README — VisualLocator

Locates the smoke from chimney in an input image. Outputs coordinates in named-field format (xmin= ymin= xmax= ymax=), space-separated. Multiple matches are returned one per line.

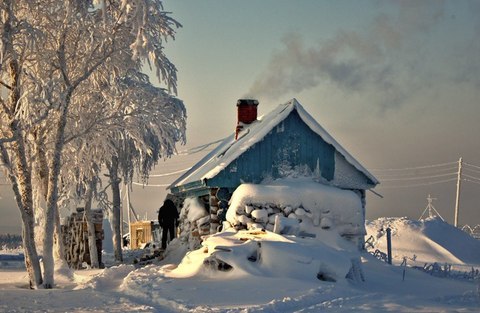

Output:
xmin=244 ymin=2 xmax=446 ymax=109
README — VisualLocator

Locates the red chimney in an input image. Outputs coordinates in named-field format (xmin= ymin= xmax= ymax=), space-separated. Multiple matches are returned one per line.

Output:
xmin=235 ymin=99 xmax=259 ymax=139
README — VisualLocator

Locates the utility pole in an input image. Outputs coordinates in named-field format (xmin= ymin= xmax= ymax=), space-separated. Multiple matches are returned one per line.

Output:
xmin=454 ymin=157 xmax=463 ymax=227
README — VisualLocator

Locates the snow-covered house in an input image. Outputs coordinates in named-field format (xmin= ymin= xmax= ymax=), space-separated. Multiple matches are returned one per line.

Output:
xmin=168 ymin=99 xmax=378 ymax=249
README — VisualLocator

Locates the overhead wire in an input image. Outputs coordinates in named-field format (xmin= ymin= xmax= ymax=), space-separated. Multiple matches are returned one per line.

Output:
xmin=370 ymin=161 xmax=458 ymax=172
xmin=176 ymin=138 xmax=223 ymax=156
xmin=463 ymin=174 xmax=480 ymax=182
xmin=464 ymin=179 xmax=480 ymax=186
xmin=464 ymin=161 xmax=480 ymax=170
xmin=379 ymin=172 xmax=457 ymax=182
xmin=374 ymin=159 xmax=480 ymax=192
xmin=145 ymin=139 xmax=221 ymax=176
xmin=1 ymin=156 xmax=480 ymax=191
xmin=463 ymin=167 xmax=480 ymax=175
xmin=148 ymin=167 xmax=191 ymax=177
xmin=374 ymin=166 xmax=458 ymax=178
xmin=376 ymin=178 xmax=457 ymax=189
xmin=371 ymin=160 xmax=460 ymax=189
xmin=132 ymin=182 xmax=170 ymax=187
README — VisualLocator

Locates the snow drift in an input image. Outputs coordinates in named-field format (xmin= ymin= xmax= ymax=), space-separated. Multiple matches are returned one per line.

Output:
xmin=165 ymin=229 xmax=360 ymax=283
xmin=366 ymin=217 xmax=480 ymax=265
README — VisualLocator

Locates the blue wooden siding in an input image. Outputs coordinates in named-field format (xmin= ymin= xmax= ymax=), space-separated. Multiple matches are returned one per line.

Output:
xmin=207 ymin=110 xmax=335 ymax=188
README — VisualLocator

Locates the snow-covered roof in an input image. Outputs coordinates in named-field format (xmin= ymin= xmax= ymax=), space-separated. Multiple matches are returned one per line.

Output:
xmin=169 ymin=98 xmax=378 ymax=190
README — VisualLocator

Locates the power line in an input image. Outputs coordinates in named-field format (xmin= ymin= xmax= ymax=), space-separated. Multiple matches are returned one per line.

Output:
xmin=379 ymin=172 xmax=457 ymax=182
xmin=370 ymin=161 xmax=457 ymax=172
xmin=463 ymin=164 xmax=480 ymax=175
xmin=464 ymin=162 xmax=480 ymax=170
xmin=176 ymin=138 xmax=223 ymax=156
xmin=374 ymin=166 xmax=458 ymax=178
xmin=376 ymin=178 xmax=457 ymax=189
xmin=132 ymin=182 xmax=170 ymax=187
xmin=463 ymin=174 xmax=480 ymax=182
xmin=464 ymin=179 xmax=480 ymax=186
xmin=148 ymin=167 xmax=191 ymax=177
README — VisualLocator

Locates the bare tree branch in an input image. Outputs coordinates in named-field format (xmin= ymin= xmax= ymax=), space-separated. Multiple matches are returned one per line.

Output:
xmin=0 ymin=80 xmax=12 ymax=90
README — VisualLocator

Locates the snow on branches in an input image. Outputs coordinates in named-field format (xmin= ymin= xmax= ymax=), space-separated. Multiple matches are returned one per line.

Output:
xmin=1 ymin=0 xmax=185 ymax=288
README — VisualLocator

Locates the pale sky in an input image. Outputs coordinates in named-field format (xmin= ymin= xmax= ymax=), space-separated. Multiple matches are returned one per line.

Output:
xmin=1 ymin=0 xmax=480 ymax=234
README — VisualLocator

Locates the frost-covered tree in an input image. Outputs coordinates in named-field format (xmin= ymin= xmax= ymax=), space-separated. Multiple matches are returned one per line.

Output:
xmin=0 ymin=0 xmax=45 ymax=289
xmin=105 ymin=70 xmax=186 ymax=261
xmin=64 ymin=69 xmax=186 ymax=263
xmin=1 ymin=0 xmax=183 ymax=288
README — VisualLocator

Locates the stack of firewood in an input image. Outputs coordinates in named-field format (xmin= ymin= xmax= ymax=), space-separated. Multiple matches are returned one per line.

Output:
xmin=209 ymin=188 xmax=231 ymax=234
xmin=61 ymin=208 xmax=103 ymax=269
xmin=209 ymin=189 xmax=220 ymax=234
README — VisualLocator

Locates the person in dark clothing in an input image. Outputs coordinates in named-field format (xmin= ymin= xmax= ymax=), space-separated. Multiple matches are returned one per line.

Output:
xmin=158 ymin=199 xmax=179 ymax=249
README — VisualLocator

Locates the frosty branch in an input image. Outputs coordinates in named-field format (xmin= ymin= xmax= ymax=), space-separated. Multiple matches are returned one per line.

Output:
xmin=1 ymin=0 xmax=185 ymax=288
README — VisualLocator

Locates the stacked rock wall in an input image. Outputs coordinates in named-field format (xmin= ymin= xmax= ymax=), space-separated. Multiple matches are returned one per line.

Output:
xmin=228 ymin=203 xmax=318 ymax=232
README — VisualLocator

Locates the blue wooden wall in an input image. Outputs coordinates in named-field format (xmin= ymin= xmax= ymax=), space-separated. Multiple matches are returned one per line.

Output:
xmin=207 ymin=110 xmax=335 ymax=188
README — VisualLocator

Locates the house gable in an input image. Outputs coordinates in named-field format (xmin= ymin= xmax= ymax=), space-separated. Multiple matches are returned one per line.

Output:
xmin=207 ymin=109 xmax=336 ymax=188
xmin=169 ymin=98 xmax=378 ymax=197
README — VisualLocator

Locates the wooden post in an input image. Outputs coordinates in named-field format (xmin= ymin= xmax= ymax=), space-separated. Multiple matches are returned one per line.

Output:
xmin=386 ymin=227 xmax=392 ymax=265
xmin=454 ymin=157 xmax=463 ymax=227
xmin=126 ymin=183 xmax=131 ymax=246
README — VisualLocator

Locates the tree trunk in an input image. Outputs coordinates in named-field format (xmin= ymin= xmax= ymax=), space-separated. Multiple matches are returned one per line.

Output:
xmin=1 ymin=138 xmax=43 ymax=289
xmin=21 ymin=218 xmax=43 ymax=289
xmin=54 ymin=207 xmax=65 ymax=261
xmin=33 ymin=132 xmax=65 ymax=262
xmin=12 ymin=134 xmax=43 ymax=289
xmin=84 ymin=178 xmax=99 ymax=268
xmin=43 ymin=92 xmax=72 ymax=288
xmin=0 ymin=41 xmax=43 ymax=287
xmin=108 ymin=156 xmax=123 ymax=262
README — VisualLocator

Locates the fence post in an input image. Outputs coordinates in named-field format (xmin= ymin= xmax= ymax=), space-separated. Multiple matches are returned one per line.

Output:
xmin=386 ymin=227 xmax=392 ymax=265
xmin=401 ymin=257 xmax=407 ymax=281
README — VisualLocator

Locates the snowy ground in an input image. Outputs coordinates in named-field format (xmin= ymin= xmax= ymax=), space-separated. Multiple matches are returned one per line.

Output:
xmin=1 ymin=217 xmax=480 ymax=313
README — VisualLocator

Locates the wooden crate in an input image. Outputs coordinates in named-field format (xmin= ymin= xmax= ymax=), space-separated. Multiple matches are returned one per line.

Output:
xmin=130 ymin=221 xmax=154 ymax=249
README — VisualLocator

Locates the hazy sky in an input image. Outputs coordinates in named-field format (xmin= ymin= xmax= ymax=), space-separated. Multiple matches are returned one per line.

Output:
xmin=2 ymin=0 xmax=480 ymax=234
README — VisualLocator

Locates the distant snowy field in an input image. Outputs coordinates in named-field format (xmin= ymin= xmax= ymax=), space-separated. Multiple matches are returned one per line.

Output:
xmin=1 ymin=217 xmax=479 ymax=313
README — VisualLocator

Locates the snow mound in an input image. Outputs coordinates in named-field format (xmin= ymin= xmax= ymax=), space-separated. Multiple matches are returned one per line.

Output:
xmin=164 ymin=229 xmax=360 ymax=283
xmin=76 ymin=264 xmax=135 ymax=290
xmin=53 ymin=259 xmax=75 ymax=285
xmin=366 ymin=217 xmax=480 ymax=265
